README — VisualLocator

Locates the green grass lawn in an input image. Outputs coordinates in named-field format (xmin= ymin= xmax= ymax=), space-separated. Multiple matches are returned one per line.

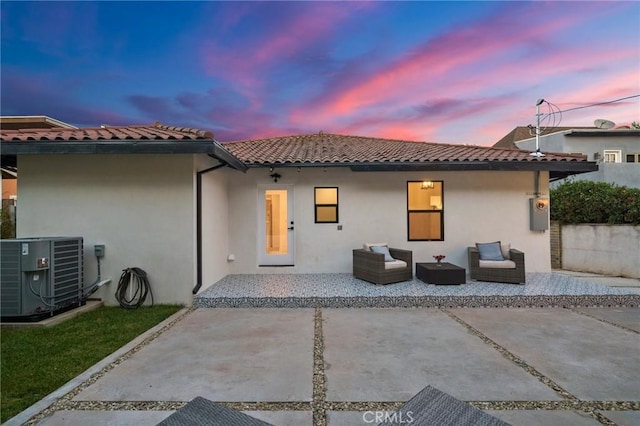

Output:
xmin=1 ymin=305 xmax=183 ymax=423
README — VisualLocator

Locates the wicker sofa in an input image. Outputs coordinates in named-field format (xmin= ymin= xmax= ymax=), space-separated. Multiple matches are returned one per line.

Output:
xmin=468 ymin=246 xmax=526 ymax=284
xmin=353 ymin=246 xmax=413 ymax=285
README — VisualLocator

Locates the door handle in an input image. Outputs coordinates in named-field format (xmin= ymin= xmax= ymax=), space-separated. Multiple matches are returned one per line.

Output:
xmin=288 ymin=226 xmax=294 ymax=230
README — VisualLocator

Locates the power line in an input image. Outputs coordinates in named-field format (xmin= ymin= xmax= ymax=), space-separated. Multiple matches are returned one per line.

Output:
xmin=550 ymin=94 xmax=639 ymax=115
xmin=528 ymin=94 xmax=637 ymax=134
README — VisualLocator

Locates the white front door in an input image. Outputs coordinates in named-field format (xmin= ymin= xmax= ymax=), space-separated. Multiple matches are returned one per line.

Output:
xmin=258 ymin=185 xmax=294 ymax=266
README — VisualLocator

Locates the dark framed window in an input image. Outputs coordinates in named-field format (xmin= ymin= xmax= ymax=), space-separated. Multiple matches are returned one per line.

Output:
xmin=314 ymin=187 xmax=339 ymax=223
xmin=407 ymin=181 xmax=444 ymax=241
xmin=626 ymin=153 xmax=639 ymax=163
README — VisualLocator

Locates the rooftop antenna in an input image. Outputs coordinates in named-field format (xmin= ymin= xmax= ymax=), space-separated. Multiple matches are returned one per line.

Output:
xmin=531 ymin=99 xmax=545 ymax=157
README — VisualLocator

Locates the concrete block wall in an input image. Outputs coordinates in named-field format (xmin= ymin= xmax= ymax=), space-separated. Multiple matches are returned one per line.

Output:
xmin=561 ymin=224 xmax=640 ymax=278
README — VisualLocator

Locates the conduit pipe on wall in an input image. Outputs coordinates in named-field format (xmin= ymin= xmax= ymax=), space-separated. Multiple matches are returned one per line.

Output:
xmin=193 ymin=161 xmax=227 ymax=295
xmin=533 ymin=170 xmax=541 ymax=197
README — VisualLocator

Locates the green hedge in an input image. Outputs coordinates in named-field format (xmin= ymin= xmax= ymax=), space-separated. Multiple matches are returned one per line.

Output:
xmin=550 ymin=180 xmax=640 ymax=225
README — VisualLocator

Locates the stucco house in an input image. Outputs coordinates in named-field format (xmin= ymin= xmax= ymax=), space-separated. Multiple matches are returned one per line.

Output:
xmin=1 ymin=123 xmax=597 ymax=306
xmin=494 ymin=125 xmax=640 ymax=188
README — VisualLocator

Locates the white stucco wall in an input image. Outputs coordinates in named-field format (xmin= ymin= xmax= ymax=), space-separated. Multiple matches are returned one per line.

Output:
xmin=225 ymin=167 xmax=551 ymax=276
xmin=198 ymin=156 xmax=231 ymax=291
xmin=17 ymin=154 xmax=196 ymax=306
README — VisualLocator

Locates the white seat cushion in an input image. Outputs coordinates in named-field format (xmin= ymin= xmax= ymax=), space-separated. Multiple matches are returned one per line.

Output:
xmin=479 ymin=259 xmax=516 ymax=269
xmin=384 ymin=260 xmax=407 ymax=270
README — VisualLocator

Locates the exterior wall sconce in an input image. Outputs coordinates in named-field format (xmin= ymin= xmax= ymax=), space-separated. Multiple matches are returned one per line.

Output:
xmin=270 ymin=173 xmax=281 ymax=183
xmin=421 ymin=181 xmax=434 ymax=189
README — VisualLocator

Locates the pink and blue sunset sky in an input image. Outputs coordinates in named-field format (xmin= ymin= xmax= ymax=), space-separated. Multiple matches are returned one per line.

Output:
xmin=1 ymin=1 xmax=638 ymax=146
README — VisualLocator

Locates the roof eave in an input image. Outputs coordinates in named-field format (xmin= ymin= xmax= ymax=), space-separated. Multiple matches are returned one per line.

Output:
xmin=241 ymin=159 xmax=597 ymax=177
xmin=0 ymin=139 xmax=248 ymax=171
xmin=210 ymin=142 xmax=248 ymax=172
xmin=565 ymin=130 xmax=640 ymax=137
xmin=349 ymin=161 xmax=597 ymax=175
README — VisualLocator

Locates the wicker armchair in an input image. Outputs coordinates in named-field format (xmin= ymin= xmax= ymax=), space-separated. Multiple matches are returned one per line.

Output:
xmin=353 ymin=247 xmax=413 ymax=285
xmin=468 ymin=246 xmax=525 ymax=284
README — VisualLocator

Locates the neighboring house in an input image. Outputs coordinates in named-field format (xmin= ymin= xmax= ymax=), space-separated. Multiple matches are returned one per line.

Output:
xmin=1 ymin=123 xmax=596 ymax=306
xmin=0 ymin=115 xmax=77 ymax=201
xmin=0 ymin=115 xmax=78 ymax=131
xmin=493 ymin=126 xmax=596 ymax=150
xmin=494 ymin=125 xmax=640 ymax=188
xmin=1 ymin=116 xmax=77 ymax=233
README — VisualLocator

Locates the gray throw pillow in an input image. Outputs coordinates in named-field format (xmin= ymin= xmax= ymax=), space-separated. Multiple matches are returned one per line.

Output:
xmin=371 ymin=245 xmax=395 ymax=262
xmin=476 ymin=241 xmax=505 ymax=261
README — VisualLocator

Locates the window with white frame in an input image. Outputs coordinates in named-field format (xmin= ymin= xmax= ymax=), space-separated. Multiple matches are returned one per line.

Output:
xmin=603 ymin=150 xmax=622 ymax=163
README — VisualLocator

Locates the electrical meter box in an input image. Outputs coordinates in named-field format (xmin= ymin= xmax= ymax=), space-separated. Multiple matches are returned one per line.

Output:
xmin=1 ymin=237 xmax=83 ymax=321
xmin=530 ymin=198 xmax=549 ymax=231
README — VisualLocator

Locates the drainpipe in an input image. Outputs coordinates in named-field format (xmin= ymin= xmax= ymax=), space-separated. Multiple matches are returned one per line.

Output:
xmin=193 ymin=162 xmax=227 ymax=294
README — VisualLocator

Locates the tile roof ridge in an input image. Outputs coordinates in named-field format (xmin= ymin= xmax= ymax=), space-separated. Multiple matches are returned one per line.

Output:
xmin=151 ymin=121 xmax=214 ymax=139
xmin=222 ymin=132 xmax=442 ymax=145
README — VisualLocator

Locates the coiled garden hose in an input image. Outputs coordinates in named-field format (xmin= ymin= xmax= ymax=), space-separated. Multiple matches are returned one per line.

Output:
xmin=115 ymin=267 xmax=154 ymax=309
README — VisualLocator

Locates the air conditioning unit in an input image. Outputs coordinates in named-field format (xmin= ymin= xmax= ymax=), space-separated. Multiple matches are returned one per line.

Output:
xmin=1 ymin=237 xmax=84 ymax=322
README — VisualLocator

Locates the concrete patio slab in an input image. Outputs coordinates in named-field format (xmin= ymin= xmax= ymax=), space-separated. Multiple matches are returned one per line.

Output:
xmin=326 ymin=411 xmax=400 ymax=425
xmin=243 ymin=410 xmax=312 ymax=425
xmin=329 ymin=409 xmax=608 ymax=425
xmin=486 ymin=409 xmax=601 ymax=425
xmin=37 ymin=410 xmax=172 ymax=426
xmin=73 ymin=308 xmax=314 ymax=402
xmin=37 ymin=410 xmax=312 ymax=426
xmin=322 ymin=308 xmax=561 ymax=402
xmin=573 ymin=307 xmax=640 ymax=332
xmin=599 ymin=410 xmax=640 ymax=426
xmin=452 ymin=308 xmax=640 ymax=401
xmin=326 ymin=411 xmax=368 ymax=425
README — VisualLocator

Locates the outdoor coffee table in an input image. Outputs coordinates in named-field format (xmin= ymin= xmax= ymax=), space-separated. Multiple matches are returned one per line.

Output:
xmin=416 ymin=262 xmax=466 ymax=285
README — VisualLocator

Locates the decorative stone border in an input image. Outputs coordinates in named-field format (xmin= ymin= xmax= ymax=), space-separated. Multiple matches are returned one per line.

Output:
xmin=195 ymin=294 xmax=640 ymax=309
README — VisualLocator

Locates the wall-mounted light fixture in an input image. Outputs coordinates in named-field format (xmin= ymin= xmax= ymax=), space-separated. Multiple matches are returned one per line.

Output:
xmin=297 ymin=167 xmax=301 ymax=172
xmin=421 ymin=181 xmax=434 ymax=189
xmin=270 ymin=173 xmax=281 ymax=183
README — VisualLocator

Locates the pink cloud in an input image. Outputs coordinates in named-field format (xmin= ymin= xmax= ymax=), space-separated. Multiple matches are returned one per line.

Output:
xmin=287 ymin=2 xmax=635 ymax=137
xmin=294 ymin=6 xmax=582 ymax=124
xmin=283 ymin=2 xmax=637 ymax=145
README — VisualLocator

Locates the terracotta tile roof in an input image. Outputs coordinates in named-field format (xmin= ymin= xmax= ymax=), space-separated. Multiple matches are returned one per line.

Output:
xmin=0 ymin=122 xmax=214 ymax=142
xmin=493 ymin=126 xmax=596 ymax=149
xmin=1 ymin=122 xmax=249 ymax=171
xmin=223 ymin=132 xmax=588 ymax=165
